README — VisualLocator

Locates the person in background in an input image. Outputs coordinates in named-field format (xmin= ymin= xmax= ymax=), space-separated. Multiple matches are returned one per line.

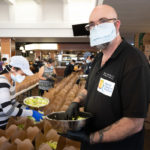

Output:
xmin=0 ymin=60 xmax=3 ymax=72
xmin=0 ymin=57 xmax=7 ymax=72
xmin=83 ymin=52 xmax=95 ymax=74
xmin=85 ymin=55 xmax=95 ymax=74
xmin=61 ymin=4 xmax=150 ymax=150
xmin=0 ymin=56 xmax=43 ymax=129
xmin=81 ymin=59 xmax=86 ymax=71
xmin=39 ymin=58 xmax=57 ymax=96
xmin=33 ymin=56 xmax=43 ymax=73
xmin=43 ymin=59 xmax=48 ymax=65
xmin=64 ymin=60 xmax=76 ymax=77
xmin=2 ymin=57 xmax=8 ymax=70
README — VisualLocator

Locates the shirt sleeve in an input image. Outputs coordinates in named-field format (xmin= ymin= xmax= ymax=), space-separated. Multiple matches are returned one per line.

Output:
xmin=0 ymin=87 xmax=33 ymax=117
xmin=121 ymin=66 xmax=150 ymax=118
xmin=11 ymin=99 xmax=26 ymax=109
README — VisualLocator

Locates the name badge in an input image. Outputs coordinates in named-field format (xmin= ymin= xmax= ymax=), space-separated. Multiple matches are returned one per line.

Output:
xmin=97 ymin=78 xmax=115 ymax=97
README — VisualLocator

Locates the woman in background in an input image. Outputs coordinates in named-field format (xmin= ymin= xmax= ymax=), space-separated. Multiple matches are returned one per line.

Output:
xmin=39 ymin=58 xmax=57 ymax=96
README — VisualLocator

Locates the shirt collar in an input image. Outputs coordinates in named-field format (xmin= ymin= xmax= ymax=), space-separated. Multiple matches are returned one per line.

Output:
xmin=110 ymin=40 xmax=127 ymax=60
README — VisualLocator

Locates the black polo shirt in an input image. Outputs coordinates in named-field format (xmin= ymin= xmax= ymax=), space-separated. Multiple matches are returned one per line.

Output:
xmin=82 ymin=40 xmax=150 ymax=150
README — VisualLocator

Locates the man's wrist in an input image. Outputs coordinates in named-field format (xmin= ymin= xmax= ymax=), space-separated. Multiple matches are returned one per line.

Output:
xmin=98 ymin=130 xmax=104 ymax=143
xmin=89 ymin=131 xmax=104 ymax=144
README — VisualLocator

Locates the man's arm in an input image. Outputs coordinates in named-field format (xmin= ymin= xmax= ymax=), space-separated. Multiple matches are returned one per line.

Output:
xmin=74 ymin=88 xmax=87 ymax=107
xmin=90 ymin=117 xmax=144 ymax=143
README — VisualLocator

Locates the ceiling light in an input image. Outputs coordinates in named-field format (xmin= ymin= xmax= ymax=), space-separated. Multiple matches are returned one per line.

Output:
xmin=22 ymin=50 xmax=26 ymax=53
xmin=20 ymin=46 xmax=24 ymax=51
xmin=25 ymin=43 xmax=58 ymax=50
xmin=30 ymin=51 xmax=33 ymax=54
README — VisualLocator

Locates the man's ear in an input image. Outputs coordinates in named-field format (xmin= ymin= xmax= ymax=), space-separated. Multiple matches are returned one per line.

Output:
xmin=115 ymin=20 xmax=121 ymax=34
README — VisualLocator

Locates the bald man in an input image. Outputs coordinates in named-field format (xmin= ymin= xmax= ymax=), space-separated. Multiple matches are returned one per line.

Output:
xmin=62 ymin=4 xmax=150 ymax=150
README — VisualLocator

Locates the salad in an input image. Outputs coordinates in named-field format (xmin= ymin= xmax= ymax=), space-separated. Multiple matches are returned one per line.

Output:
xmin=24 ymin=96 xmax=49 ymax=108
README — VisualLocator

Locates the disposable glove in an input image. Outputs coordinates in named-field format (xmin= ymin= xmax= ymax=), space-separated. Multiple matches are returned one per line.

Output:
xmin=32 ymin=110 xmax=44 ymax=122
xmin=26 ymin=107 xmax=30 ymax=110
xmin=47 ymin=76 xmax=55 ymax=82
xmin=52 ymin=74 xmax=56 ymax=78
xmin=65 ymin=102 xmax=79 ymax=120
xmin=59 ymin=130 xmax=90 ymax=143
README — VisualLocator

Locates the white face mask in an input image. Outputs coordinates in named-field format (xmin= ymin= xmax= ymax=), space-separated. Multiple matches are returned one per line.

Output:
xmin=86 ymin=59 xmax=91 ymax=64
xmin=48 ymin=66 xmax=53 ymax=70
xmin=90 ymin=23 xmax=117 ymax=48
xmin=11 ymin=73 xmax=25 ymax=83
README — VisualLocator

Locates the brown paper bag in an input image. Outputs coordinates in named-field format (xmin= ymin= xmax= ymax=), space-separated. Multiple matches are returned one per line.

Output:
xmin=15 ymin=138 xmax=34 ymax=150
xmin=10 ymin=128 xmax=27 ymax=142
xmin=5 ymin=124 xmax=18 ymax=139
xmin=35 ymin=131 xmax=46 ymax=150
xmin=26 ymin=126 xmax=40 ymax=141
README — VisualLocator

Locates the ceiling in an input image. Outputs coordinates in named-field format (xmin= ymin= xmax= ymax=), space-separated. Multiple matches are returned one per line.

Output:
xmin=104 ymin=0 xmax=150 ymax=33
xmin=1 ymin=0 xmax=150 ymax=44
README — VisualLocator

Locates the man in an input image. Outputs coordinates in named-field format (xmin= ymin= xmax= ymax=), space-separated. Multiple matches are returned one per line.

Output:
xmin=64 ymin=60 xmax=76 ymax=77
xmin=61 ymin=4 xmax=150 ymax=150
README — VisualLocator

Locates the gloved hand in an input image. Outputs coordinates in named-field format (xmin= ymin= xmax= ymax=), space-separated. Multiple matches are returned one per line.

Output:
xmin=26 ymin=107 xmax=30 ymax=110
xmin=58 ymin=130 xmax=90 ymax=143
xmin=47 ymin=76 xmax=55 ymax=82
xmin=65 ymin=102 xmax=79 ymax=120
xmin=52 ymin=74 xmax=56 ymax=78
xmin=32 ymin=110 xmax=44 ymax=122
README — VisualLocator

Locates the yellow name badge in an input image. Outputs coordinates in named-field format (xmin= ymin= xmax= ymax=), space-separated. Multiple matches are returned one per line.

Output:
xmin=97 ymin=78 xmax=115 ymax=97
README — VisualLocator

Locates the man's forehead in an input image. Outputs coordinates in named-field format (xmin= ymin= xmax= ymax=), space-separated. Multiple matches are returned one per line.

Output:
xmin=89 ymin=5 xmax=117 ymax=22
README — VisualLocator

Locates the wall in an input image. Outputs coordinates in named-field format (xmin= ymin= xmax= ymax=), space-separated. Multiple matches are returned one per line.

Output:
xmin=1 ymin=38 xmax=11 ymax=62
xmin=0 ymin=38 xmax=16 ymax=61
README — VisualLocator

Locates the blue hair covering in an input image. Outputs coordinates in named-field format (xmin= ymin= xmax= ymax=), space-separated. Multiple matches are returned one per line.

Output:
xmin=83 ymin=52 xmax=92 ymax=60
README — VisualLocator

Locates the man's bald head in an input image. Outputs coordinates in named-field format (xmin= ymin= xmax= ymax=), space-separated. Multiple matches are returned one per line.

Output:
xmin=89 ymin=5 xmax=118 ymax=22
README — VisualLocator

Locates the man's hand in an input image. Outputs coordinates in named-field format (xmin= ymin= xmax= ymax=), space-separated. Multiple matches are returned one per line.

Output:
xmin=65 ymin=102 xmax=79 ymax=120
xmin=59 ymin=130 xmax=90 ymax=143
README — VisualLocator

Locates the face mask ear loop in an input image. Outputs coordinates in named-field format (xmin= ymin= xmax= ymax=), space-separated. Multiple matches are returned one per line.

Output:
xmin=5 ymin=67 xmax=10 ymax=73
xmin=5 ymin=65 xmax=13 ymax=73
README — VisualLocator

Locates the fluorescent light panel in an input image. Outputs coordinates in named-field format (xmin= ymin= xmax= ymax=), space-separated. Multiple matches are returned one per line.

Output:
xmin=25 ymin=44 xmax=58 ymax=50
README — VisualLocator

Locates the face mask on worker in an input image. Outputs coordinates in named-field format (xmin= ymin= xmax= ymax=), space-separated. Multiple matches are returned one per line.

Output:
xmin=90 ymin=22 xmax=117 ymax=50
xmin=11 ymin=72 xmax=25 ymax=83
xmin=86 ymin=59 xmax=91 ymax=64
xmin=48 ymin=65 xmax=53 ymax=70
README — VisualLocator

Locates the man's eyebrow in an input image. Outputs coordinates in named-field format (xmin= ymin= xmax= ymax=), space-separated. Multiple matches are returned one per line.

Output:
xmin=89 ymin=17 xmax=108 ymax=24
xmin=89 ymin=21 xmax=94 ymax=24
